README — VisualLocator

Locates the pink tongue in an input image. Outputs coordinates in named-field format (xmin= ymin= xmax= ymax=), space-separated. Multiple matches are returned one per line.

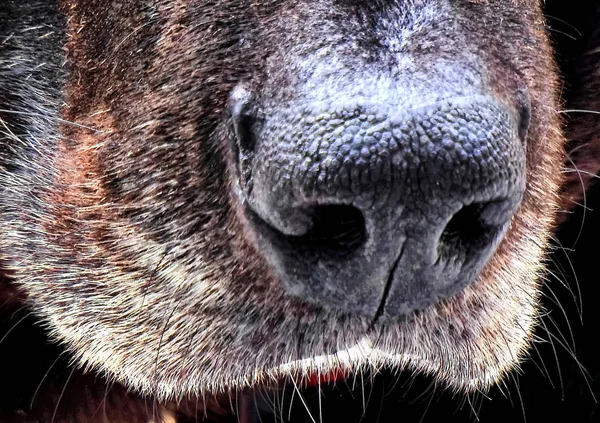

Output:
xmin=305 ymin=368 xmax=347 ymax=386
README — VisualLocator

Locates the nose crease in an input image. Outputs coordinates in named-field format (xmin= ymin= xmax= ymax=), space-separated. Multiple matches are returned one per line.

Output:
xmin=370 ymin=237 xmax=407 ymax=328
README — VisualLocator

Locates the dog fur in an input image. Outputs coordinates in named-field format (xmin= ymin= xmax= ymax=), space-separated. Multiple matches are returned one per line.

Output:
xmin=0 ymin=1 xmax=599 ymax=422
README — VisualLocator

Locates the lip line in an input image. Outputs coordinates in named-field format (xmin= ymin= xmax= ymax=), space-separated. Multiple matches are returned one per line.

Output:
xmin=275 ymin=337 xmax=377 ymax=375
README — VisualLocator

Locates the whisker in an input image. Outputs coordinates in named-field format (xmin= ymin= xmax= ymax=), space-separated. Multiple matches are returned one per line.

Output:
xmin=563 ymin=155 xmax=588 ymax=249
xmin=511 ymin=372 xmax=527 ymax=423
xmin=541 ymin=288 xmax=577 ymax=356
xmin=50 ymin=366 xmax=76 ymax=423
xmin=29 ymin=353 xmax=65 ymax=410
xmin=538 ymin=316 xmax=565 ymax=399
xmin=317 ymin=372 xmax=323 ymax=423
xmin=560 ymin=108 xmax=600 ymax=115
xmin=543 ymin=14 xmax=582 ymax=36
xmin=290 ymin=377 xmax=316 ymax=423
xmin=543 ymin=322 xmax=596 ymax=402
xmin=417 ymin=382 xmax=436 ymax=423
xmin=562 ymin=168 xmax=600 ymax=179
xmin=0 ymin=109 xmax=101 ymax=131
xmin=0 ymin=312 xmax=31 ymax=348
xmin=545 ymin=27 xmax=578 ymax=41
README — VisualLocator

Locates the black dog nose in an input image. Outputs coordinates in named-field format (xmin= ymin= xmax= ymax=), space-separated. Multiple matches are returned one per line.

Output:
xmin=231 ymin=89 xmax=527 ymax=318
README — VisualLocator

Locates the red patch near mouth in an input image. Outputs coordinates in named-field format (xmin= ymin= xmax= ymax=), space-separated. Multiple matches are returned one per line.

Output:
xmin=305 ymin=368 xmax=347 ymax=387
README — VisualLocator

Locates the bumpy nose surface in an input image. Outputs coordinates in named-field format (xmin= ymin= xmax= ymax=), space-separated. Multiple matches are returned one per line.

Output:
xmin=231 ymin=90 xmax=527 ymax=319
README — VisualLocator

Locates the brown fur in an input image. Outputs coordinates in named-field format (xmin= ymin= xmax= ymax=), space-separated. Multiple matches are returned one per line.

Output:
xmin=0 ymin=0 xmax=599 ymax=422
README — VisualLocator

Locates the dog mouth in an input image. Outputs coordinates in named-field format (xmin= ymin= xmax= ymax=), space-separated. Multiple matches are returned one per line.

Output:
xmin=203 ymin=346 xmax=363 ymax=423
xmin=183 ymin=323 xmax=512 ymax=421
xmin=195 ymin=336 xmax=501 ymax=423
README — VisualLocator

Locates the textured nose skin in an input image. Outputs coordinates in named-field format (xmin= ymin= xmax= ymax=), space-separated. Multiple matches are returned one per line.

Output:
xmin=232 ymin=93 xmax=527 ymax=318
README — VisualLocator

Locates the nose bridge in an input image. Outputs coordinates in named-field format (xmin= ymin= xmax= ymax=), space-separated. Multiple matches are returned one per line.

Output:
xmin=259 ymin=0 xmax=458 ymax=105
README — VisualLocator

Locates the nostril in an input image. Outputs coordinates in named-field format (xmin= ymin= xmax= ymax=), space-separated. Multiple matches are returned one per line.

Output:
xmin=292 ymin=205 xmax=366 ymax=253
xmin=517 ymin=89 xmax=532 ymax=142
xmin=231 ymin=85 xmax=257 ymax=153
xmin=437 ymin=201 xmax=505 ymax=266
xmin=230 ymin=85 xmax=257 ymax=189
xmin=232 ymin=107 xmax=256 ymax=153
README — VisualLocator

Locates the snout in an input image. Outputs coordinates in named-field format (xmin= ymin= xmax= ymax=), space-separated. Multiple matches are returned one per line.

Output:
xmin=231 ymin=89 xmax=527 ymax=319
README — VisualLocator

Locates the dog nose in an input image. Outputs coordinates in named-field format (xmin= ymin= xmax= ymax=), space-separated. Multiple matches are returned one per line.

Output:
xmin=231 ymin=89 xmax=527 ymax=318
